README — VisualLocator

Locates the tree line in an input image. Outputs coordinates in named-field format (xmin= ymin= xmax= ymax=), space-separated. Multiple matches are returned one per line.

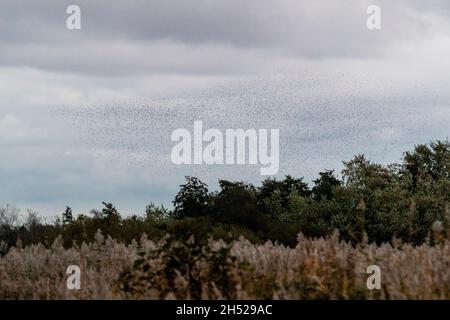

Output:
xmin=1 ymin=140 xmax=450 ymax=252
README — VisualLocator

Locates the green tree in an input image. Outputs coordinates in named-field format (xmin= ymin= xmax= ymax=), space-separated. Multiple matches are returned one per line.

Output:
xmin=101 ymin=202 xmax=121 ymax=224
xmin=145 ymin=202 xmax=170 ymax=222
xmin=312 ymin=170 xmax=341 ymax=201
xmin=173 ymin=177 xmax=210 ymax=218
xmin=213 ymin=180 xmax=266 ymax=231
xmin=342 ymin=155 xmax=394 ymax=193
xmin=62 ymin=206 xmax=73 ymax=226
xmin=403 ymin=140 xmax=450 ymax=190
xmin=257 ymin=175 xmax=310 ymax=220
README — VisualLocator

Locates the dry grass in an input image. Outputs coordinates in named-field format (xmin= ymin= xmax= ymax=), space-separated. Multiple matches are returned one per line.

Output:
xmin=1 ymin=231 xmax=450 ymax=299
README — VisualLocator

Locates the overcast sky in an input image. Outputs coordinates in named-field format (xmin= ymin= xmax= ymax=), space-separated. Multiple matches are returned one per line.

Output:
xmin=1 ymin=0 xmax=450 ymax=216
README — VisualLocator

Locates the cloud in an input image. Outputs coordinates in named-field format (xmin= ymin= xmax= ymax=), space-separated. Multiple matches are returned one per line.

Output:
xmin=0 ymin=114 xmax=46 ymax=145
xmin=0 ymin=1 xmax=450 ymax=215
xmin=0 ymin=114 xmax=26 ymax=141
xmin=0 ymin=0 xmax=449 ymax=76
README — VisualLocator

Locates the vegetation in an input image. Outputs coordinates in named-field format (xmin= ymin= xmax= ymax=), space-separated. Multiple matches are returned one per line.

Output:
xmin=1 ymin=140 xmax=450 ymax=249
xmin=2 ymin=232 xmax=450 ymax=299
xmin=1 ymin=140 xmax=450 ymax=299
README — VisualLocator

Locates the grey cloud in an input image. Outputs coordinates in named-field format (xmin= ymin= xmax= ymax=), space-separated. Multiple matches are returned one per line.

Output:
xmin=1 ymin=70 xmax=449 ymax=215
xmin=1 ymin=1 xmax=450 ymax=215
xmin=0 ymin=41 xmax=269 ymax=76
xmin=0 ymin=0 xmax=448 ymax=76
